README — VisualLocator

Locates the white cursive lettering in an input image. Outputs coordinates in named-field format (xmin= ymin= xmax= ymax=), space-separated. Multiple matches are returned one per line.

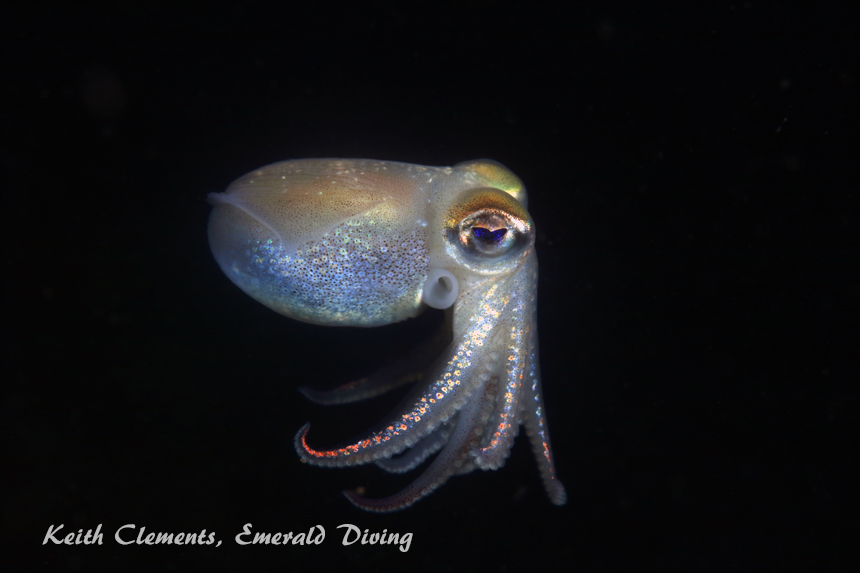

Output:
xmin=43 ymin=524 xmax=103 ymax=545
xmin=337 ymin=523 xmax=412 ymax=552
xmin=235 ymin=523 xmax=325 ymax=545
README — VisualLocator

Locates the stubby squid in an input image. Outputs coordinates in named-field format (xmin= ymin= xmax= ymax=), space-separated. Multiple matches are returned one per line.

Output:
xmin=208 ymin=158 xmax=566 ymax=511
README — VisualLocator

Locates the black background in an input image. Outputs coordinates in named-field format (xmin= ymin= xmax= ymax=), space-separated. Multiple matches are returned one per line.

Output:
xmin=3 ymin=2 xmax=857 ymax=571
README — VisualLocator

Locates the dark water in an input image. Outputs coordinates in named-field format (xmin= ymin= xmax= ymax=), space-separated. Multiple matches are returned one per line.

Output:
xmin=4 ymin=3 xmax=856 ymax=571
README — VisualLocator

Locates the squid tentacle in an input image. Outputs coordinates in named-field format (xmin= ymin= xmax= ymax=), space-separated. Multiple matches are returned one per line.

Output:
xmin=343 ymin=379 xmax=495 ymax=512
xmin=295 ymin=282 xmax=512 ymax=467
xmin=298 ymin=310 xmax=453 ymax=406
xmin=473 ymin=278 xmax=535 ymax=471
xmin=521 ymin=339 xmax=567 ymax=506
xmin=375 ymin=422 xmax=453 ymax=474
xmin=294 ymin=349 xmax=487 ymax=467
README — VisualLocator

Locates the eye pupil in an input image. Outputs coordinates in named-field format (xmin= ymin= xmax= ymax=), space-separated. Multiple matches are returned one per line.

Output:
xmin=472 ymin=227 xmax=507 ymax=243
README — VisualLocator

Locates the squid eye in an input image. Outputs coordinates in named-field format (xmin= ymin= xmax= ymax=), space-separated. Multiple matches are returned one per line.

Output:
xmin=445 ymin=188 xmax=534 ymax=270
xmin=457 ymin=211 xmax=523 ymax=258
xmin=472 ymin=227 xmax=508 ymax=243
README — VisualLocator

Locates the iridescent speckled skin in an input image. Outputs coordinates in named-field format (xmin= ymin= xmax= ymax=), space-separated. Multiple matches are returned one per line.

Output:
xmin=208 ymin=158 xmax=566 ymax=511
